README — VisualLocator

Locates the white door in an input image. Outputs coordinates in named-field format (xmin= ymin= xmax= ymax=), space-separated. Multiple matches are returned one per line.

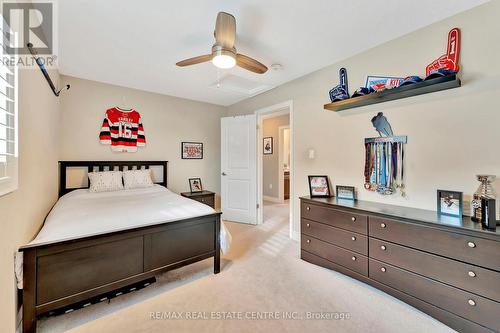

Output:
xmin=221 ymin=115 xmax=257 ymax=224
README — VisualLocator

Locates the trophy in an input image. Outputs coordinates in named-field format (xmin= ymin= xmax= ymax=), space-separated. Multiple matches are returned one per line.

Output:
xmin=471 ymin=175 xmax=496 ymax=222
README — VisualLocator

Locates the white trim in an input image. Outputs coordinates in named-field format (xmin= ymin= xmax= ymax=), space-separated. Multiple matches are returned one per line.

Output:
xmin=263 ymin=195 xmax=281 ymax=203
xmin=291 ymin=231 xmax=300 ymax=242
xmin=255 ymin=100 xmax=294 ymax=240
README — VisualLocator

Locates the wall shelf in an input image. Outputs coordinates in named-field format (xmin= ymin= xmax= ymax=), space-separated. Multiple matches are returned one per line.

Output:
xmin=324 ymin=75 xmax=461 ymax=112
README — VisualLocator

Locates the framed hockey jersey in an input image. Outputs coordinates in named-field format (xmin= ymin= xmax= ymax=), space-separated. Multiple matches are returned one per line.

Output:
xmin=99 ymin=107 xmax=146 ymax=152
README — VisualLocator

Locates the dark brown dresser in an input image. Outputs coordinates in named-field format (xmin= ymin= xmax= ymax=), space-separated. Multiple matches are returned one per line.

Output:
xmin=300 ymin=196 xmax=500 ymax=333
xmin=181 ymin=191 xmax=215 ymax=209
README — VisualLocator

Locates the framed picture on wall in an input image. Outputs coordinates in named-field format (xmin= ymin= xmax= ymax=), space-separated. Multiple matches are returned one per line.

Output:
xmin=437 ymin=189 xmax=463 ymax=217
xmin=189 ymin=178 xmax=203 ymax=193
xmin=181 ymin=142 xmax=203 ymax=159
xmin=308 ymin=175 xmax=332 ymax=198
xmin=263 ymin=137 xmax=273 ymax=155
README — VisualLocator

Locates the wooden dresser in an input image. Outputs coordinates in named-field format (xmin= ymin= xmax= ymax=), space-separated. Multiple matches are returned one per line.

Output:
xmin=181 ymin=191 xmax=216 ymax=209
xmin=300 ymin=196 xmax=500 ymax=333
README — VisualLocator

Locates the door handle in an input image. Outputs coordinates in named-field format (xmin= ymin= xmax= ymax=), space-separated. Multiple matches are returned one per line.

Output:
xmin=221 ymin=172 xmax=227 ymax=176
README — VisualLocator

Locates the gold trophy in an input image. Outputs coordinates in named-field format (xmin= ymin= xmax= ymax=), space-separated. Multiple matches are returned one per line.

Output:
xmin=471 ymin=175 xmax=496 ymax=222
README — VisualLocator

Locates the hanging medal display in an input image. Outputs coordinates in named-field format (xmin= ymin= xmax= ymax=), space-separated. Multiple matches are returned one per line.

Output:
xmin=364 ymin=112 xmax=407 ymax=197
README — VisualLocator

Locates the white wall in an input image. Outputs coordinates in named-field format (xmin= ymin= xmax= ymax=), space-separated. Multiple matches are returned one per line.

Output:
xmin=263 ymin=114 xmax=289 ymax=199
xmin=0 ymin=69 xmax=61 ymax=332
xmin=59 ymin=76 xmax=226 ymax=195
xmin=227 ymin=1 xmax=500 ymax=239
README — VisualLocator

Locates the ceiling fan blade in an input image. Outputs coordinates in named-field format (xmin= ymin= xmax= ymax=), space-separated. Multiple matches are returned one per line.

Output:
xmin=176 ymin=54 xmax=212 ymax=67
xmin=236 ymin=54 xmax=268 ymax=74
xmin=214 ymin=12 xmax=236 ymax=48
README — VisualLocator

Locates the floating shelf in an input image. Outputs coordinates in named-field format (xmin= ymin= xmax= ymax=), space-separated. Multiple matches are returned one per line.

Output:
xmin=324 ymin=75 xmax=461 ymax=112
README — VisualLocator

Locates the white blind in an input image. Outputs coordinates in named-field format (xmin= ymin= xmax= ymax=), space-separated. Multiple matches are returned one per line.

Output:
xmin=0 ymin=21 xmax=18 ymax=196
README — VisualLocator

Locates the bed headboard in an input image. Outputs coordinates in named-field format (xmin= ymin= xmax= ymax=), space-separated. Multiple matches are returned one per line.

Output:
xmin=59 ymin=161 xmax=168 ymax=197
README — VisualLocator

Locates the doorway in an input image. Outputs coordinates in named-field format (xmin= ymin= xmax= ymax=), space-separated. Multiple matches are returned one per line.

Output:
xmin=255 ymin=101 xmax=294 ymax=239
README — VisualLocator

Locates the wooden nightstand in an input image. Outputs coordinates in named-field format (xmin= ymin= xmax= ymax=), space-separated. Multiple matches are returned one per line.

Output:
xmin=181 ymin=190 xmax=215 ymax=209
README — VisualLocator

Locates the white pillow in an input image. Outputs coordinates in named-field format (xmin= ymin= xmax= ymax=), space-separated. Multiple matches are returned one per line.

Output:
xmin=88 ymin=171 xmax=124 ymax=193
xmin=123 ymin=169 xmax=154 ymax=189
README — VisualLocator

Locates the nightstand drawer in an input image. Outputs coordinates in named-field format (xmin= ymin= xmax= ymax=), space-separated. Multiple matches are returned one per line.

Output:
xmin=369 ymin=216 xmax=500 ymax=271
xmin=301 ymin=202 xmax=367 ymax=235
xmin=301 ymin=235 xmax=368 ymax=276
xmin=369 ymin=259 xmax=500 ymax=332
xmin=193 ymin=195 xmax=214 ymax=208
xmin=369 ymin=238 xmax=500 ymax=302
xmin=302 ymin=219 xmax=368 ymax=255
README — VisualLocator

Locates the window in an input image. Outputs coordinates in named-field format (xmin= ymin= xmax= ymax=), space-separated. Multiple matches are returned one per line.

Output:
xmin=0 ymin=22 xmax=18 ymax=196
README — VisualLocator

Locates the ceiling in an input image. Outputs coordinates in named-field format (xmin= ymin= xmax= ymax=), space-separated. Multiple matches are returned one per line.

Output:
xmin=58 ymin=0 xmax=488 ymax=106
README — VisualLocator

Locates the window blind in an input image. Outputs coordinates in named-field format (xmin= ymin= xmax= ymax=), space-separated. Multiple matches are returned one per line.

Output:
xmin=0 ymin=23 xmax=18 ymax=196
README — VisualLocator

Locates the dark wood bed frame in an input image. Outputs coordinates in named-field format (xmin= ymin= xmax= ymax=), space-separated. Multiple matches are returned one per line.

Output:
xmin=20 ymin=161 xmax=222 ymax=333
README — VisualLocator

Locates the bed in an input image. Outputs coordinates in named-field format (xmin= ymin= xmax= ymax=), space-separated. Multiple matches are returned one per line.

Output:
xmin=19 ymin=161 xmax=224 ymax=333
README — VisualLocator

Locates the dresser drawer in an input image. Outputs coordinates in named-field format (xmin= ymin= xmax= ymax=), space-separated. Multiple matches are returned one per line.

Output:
xmin=302 ymin=219 xmax=368 ymax=255
xmin=369 ymin=216 xmax=500 ymax=271
xmin=193 ymin=195 xmax=215 ymax=208
xmin=370 ymin=238 xmax=500 ymax=302
xmin=301 ymin=202 xmax=367 ymax=235
xmin=301 ymin=235 xmax=367 ymax=276
xmin=369 ymin=259 xmax=500 ymax=331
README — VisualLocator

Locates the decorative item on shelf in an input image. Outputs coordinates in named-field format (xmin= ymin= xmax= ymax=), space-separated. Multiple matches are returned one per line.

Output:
xmin=481 ymin=196 xmax=497 ymax=230
xmin=365 ymin=76 xmax=404 ymax=92
xmin=181 ymin=142 xmax=203 ymax=159
xmin=437 ymin=190 xmax=463 ymax=218
xmin=189 ymin=178 xmax=203 ymax=193
xmin=329 ymin=68 xmax=350 ymax=102
xmin=364 ymin=112 xmax=407 ymax=196
xmin=308 ymin=175 xmax=332 ymax=198
xmin=426 ymin=27 xmax=461 ymax=76
xmin=99 ymin=107 xmax=146 ymax=153
xmin=398 ymin=75 xmax=423 ymax=87
xmin=471 ymin=175 xmax=497 ymax=223
xmin=336 ymin=186 xmax=355 ymax=200
xmin=263 ymin=137 xmax=273 ymax=155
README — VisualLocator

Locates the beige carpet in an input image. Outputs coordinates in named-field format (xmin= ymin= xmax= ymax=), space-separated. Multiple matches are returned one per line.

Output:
xmin=38 ymin=202 xmax=455 ymax=333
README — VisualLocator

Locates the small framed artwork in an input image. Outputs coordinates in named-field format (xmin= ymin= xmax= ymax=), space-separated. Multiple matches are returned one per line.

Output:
xmin=263 ymin=137 xmax=273 ymax=155
xmin=437 ymin=190 xmax=463 ymax=217
xmin=308 ymin=175 xmax=332 ymax=198
xmin=336 ymin=185 xmax=356 ymax=200
xmin=189 ymin=178 xmax=203 ymax=193
xmin=182 ymin=142 xmax=203 ymax=159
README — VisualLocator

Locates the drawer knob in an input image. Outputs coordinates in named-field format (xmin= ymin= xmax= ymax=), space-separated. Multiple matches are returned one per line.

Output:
xmin=468 ymin=271 xmax=476 ymax=278
xmin=351 ymin=256 xmax=357 ymax=261
xmin=306 ymin=223 xmax=310 ymax=228
xmin=306 ymin=206 xmax=311 ymax=211
xmin=351 ymin=217 xmax=356 ymax=222
xmin=380 ymin=245 xmax=387 ymax=251
xmin=467 ymin=241 xmax=476 ymax=248
xmin=468 ymin=299 xmax=476 ymax=306
xmin=380 ymin=267 xmax=386 ymax=272
xmin=351 ymin=236 xmax=356 ymax=241
xmin=380 ymin=223 xmax=387 ymax=228
xmin=306 ymin=239 xmax=311 ymax=243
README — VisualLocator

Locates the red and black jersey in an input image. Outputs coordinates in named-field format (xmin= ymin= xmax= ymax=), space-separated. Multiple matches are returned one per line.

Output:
xmin=99 ymin=107 xmax=146 ymax=152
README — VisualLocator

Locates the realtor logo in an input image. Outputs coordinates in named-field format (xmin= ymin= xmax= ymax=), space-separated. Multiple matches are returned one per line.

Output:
xmin=2 ymin=2 xmax=53 ymax=55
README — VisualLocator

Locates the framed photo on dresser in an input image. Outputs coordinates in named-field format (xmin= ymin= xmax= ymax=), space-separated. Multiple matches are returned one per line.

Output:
xmin=189 ymin=178 xmax=203 ymax=193
xmin=308 ymin=175 xmax=332 ymax=198
xmin=437 ymin=189 xmax=463 ymax=217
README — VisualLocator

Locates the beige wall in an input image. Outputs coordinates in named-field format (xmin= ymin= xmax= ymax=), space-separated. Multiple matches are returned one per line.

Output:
xmin=227 ymin=1 xmax=500 ymax=238
xmin=59 ymin=76 xmax=226 ymax=195
xmin=0 ymin=69 xmax=61 ymax=332
xmin=263 ymin=114 xmax=289 ymax=199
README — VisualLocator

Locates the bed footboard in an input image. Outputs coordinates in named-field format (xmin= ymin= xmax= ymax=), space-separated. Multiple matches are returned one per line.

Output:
xmin=22 ymin=213 xmax=221 ymax=333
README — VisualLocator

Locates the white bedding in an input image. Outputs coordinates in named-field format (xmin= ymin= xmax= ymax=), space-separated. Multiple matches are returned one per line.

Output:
xmin=16 ymin=185 xmax=231 ymax=288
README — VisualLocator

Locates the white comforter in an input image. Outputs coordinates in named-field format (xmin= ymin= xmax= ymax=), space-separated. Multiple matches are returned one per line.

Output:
xmin=29 ymin=185 xmax=230 ymax=249
xmin=16 ymin=185 xmax=231 ymax=288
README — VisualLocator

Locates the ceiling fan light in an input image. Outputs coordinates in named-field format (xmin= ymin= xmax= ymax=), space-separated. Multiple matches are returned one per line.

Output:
xmin=212 ymin=54 xmax=236 ymax=69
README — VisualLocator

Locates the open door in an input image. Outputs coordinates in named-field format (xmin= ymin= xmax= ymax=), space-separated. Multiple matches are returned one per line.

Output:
xmin=221 ymin=115 xmax=257 ymax=224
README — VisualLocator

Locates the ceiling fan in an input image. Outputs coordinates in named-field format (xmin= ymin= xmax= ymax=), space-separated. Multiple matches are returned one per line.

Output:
xmin=176 ymin=12 xmax=268 ymax=74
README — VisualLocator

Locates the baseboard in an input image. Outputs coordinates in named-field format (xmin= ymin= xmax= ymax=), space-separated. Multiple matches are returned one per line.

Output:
xmin=263 ymin=195 xmax=282 ymax=203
